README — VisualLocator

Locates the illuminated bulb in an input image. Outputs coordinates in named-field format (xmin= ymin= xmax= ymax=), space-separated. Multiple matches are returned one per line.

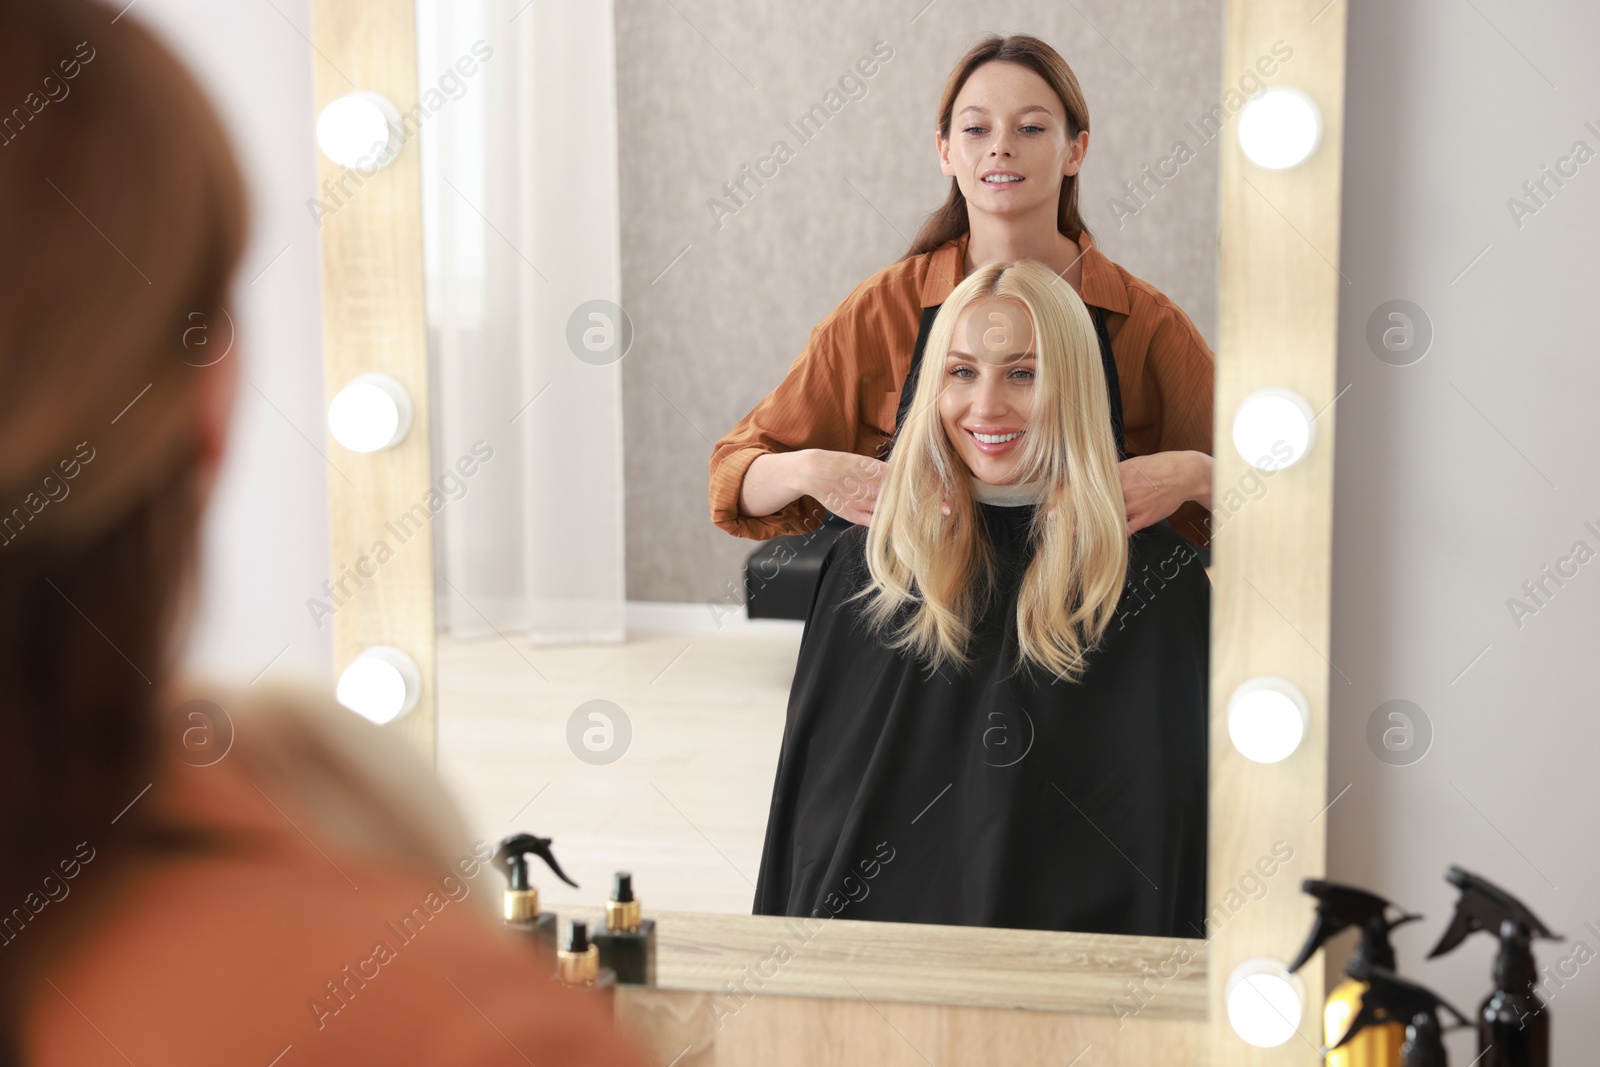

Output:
xmin=1226 ymin=959 xmax=1305 ymax=1047
xmin=328 ymin=373 xmax=413 ymax=453
xmin=1237 ymin=87 xmax=1322 ymax=170
xmin=1232 ymin=387 xmax=1315 ymax=471
xmin=316 ymin=91 xmax=403 ymax=171
xmin=336 ymin=646 xmax=422 ymax=725
xmin=1228 ymin=677 xmax=1309 ymax=764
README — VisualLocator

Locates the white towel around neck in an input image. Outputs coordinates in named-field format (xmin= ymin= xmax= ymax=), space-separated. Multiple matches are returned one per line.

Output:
xmin=968 ymin=473 xmax=1048 ymax=507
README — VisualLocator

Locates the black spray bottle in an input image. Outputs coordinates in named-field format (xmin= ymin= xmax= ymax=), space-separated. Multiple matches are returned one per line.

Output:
xmin=1331 ymin=961 xmax=1470 ymax=1067
xmin=592 ymin=871 xmax=657 ymax=985
xmin=1427 ymin=866 xmax=1563 ymax=1067
xmin=492 ymin=833 xmax=580 ymax=957
xmin=1288 ymin=879 xmax=1425 ymax=1067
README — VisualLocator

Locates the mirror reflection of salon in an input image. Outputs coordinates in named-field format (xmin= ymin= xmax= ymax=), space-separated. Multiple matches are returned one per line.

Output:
xmin=427 ymin=23 xmax=1223 ymax=928
xmin=714 ymin=35 xmax=1216 ymax=936
xmin=752 ymin=262 xmax=1210 ymax=938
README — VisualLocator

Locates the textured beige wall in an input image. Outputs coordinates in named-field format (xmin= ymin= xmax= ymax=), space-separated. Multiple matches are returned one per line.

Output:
xmin=616 ymin=1 xmax=1225 ymax=603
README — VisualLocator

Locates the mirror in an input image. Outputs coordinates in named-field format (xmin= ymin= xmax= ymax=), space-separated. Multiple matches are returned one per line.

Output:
xmin=412 ymin=0 xmax=1258 ymax=987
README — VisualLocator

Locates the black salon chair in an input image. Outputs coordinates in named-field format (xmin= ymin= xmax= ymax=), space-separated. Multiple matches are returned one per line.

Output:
xmin=741 ymin=512 xmax=853 ymax=620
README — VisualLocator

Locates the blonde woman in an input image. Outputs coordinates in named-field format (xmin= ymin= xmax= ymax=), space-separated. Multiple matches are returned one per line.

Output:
xmin=752 ymin=261 xmax=1208 ymax=938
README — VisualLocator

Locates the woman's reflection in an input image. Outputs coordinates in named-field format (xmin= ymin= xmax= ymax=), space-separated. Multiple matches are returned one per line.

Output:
xmin=752 ymin=262 xmax=1208 ymax=937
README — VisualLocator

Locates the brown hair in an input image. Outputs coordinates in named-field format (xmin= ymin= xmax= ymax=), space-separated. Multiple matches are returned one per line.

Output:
xmin=0 ymin=0 xmax=248 ymax=1053
xmin=903 ymin=34 xmax=1092 ymax=260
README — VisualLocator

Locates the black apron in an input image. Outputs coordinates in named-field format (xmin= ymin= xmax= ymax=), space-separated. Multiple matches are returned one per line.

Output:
xmin=884 ymin=302 xmax=1127 ymax=462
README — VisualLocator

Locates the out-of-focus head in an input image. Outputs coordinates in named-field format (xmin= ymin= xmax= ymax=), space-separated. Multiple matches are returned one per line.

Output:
xmin=0 ymin=1 xmax=250 ymax=1043
xmin=0 ymin=0 xmax=249 ymax=559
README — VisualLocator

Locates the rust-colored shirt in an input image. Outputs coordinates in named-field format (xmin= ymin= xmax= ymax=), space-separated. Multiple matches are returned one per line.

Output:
xmin=707 ymin=229 xmax=1215 ymax=549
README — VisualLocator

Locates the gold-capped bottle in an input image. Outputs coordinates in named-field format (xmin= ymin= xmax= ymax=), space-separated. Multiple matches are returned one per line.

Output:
xmin=492 ymin=833 xmax=579 ymax=958
xmin=592 ymin=871 xmax=657 ymax=985
xmin=557 ymin=920 xmax=618 ymax=1014
xmin=1289 ymin=880 xmax=1423 ymax=1067
xmin=1332 ymin=963 xmax=1468 ymax=1067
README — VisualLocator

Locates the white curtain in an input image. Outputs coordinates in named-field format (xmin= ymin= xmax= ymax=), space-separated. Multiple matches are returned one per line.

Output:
xmin=417 ymin=0 xmax=625 ymax=644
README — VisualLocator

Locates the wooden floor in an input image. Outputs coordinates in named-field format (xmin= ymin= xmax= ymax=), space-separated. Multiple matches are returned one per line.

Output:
xmin=436 ymin=622 xmax=800 ymax=916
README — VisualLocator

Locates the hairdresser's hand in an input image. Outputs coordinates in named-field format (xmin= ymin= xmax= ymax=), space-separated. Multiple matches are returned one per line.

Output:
xmin=1119 ymin=451 xmax=1211 ymax=534
xmin=803 ymin=449 xmax=887 ymax=527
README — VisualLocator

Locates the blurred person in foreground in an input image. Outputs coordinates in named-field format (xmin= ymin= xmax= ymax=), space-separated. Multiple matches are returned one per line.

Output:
xmin=0 ymin=2 xmax=653 ymax=1064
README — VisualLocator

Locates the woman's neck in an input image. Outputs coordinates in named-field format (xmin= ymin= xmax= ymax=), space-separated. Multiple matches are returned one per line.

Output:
xmin=964 ymin=223 xmax=1083 ymax=292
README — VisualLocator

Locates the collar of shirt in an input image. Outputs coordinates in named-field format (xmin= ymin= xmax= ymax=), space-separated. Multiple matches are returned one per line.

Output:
xmin=918 ymin=228 xmax=1129 ymax=316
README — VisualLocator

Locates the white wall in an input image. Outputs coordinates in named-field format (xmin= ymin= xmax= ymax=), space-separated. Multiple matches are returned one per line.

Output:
xmin=133 ymin=0 xmax=334 ymax=686
xmin=1330 ymin=2 xmax=1600 ymax=1062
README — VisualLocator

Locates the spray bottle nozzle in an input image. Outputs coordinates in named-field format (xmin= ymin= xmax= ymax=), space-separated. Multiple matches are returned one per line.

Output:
xmin=1288 ymin=879 xmax=1424 ymax=975
xmin=493 ymin=832 xmax=580 ymax=891
xmin=1327 ymin=961 xmax=1469 ymax=1063
xmin=1426 ymin=865 xmax=1561 ymax=960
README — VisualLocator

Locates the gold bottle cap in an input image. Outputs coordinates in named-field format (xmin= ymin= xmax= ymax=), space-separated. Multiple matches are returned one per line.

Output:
xmin=503 ymin=886 xmax=539 ymax=923
xmin=557 ymin=943 xmax=599 ymax=985
xmin=605 ymin=896 xmax=642 ymax=934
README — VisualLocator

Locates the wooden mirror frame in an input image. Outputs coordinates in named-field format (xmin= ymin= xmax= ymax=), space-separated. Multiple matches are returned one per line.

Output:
xmin=309 ymin=1 xmax=1345 ymax=1061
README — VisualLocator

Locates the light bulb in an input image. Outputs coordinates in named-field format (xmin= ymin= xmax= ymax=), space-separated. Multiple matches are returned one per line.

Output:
xmin=316 ymin=91 xmax=403 ymax=171
xmin=328 ymin=373 xmax=413 ymax=453
xmin=336 ymin=646 xmax=422 ymax=725
xmin=1232 ymin=387 xmax=1315 ymax=471
xmin=1228 ymin=677 xmax=1309 ymax=764
xmin=1237 ymin=87 xmax=1322 ymax=170
xmin=1226 ymin=959 xmax=1305 ymax=1048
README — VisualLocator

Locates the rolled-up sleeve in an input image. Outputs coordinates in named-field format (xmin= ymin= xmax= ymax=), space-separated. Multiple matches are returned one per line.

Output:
xmin=708 ymin=314 xmax=861 ymax=541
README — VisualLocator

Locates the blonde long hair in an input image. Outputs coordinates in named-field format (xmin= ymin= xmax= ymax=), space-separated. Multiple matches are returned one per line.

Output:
xmin=853 ymin=260 xmax=1128 ymax=684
